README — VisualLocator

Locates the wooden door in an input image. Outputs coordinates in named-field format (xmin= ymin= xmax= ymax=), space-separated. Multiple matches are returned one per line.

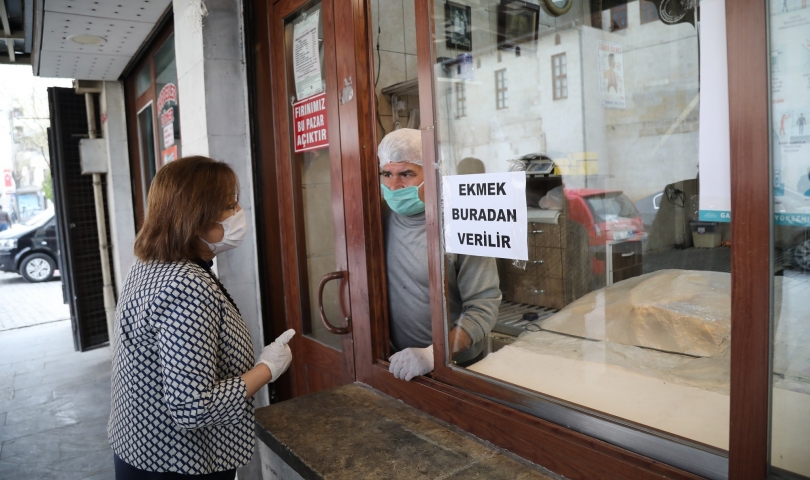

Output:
xmin=270 ymin=0 xmax=356 ymax=396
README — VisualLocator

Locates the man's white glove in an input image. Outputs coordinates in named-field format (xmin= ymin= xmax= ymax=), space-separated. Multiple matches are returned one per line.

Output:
xmin=389 ymin=345 xmax=434 ymax=381
xmin=257 ymin=329 xmax=295 ymax=383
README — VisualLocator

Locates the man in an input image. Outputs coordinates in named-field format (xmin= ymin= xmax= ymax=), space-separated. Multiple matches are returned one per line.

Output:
xmin=379 ymin=128 xmax=501 ymax=382
xmin=0 ymin=205 xmax=11 ymax=232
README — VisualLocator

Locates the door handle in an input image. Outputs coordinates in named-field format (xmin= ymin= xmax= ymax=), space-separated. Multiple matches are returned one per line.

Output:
xmin=317 ymin=271 xmax=351 ymax=335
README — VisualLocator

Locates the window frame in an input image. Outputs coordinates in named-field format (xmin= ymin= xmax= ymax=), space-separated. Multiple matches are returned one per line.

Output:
xmin=495 ymin=68 xmax=508 ymax=110
xmin=355 ymin=0 xmax=774 ymax=478
xmin=610 ymin=4 xmax=628 ymax=31
xmin=551 ymin=53 xmax=567 ymax=100
xmin=455 ymin=82 xmax=467 ymax=118
xmin=640 ymin=0 xmax=659 ymax=25
xmin=123 ymin=16 xmax=175 ymax=229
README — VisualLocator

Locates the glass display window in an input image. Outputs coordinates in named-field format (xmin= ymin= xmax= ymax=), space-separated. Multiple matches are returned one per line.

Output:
xmin=124 ymin=22 xmax=180 ymax=226
xmin=768 ymin=0 xmax=810 ymax=476
xmin=366 ymin=0 xmax=759 ymax=476
xmin=246 ymin=0 xmax=789 ymax=477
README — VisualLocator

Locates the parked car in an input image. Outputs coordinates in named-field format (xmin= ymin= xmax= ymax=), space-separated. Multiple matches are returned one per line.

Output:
xmin=0 ymin=209 xmax=60 ymax=282
xmin=565 ymin=189 xmax=646 ymax=274
xmin=634 ymin=191 xmax=663 ymax=233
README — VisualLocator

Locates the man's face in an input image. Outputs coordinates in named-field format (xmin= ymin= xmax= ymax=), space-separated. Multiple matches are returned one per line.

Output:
xmin=381 ymin=162 xmax=425 ymax=201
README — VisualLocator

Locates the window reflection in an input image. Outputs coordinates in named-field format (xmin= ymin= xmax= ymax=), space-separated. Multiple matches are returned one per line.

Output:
xmin=769 ymin=0 xmax=810 ymax=475
xmin=427 ymin=0 xmax=733 ymax=451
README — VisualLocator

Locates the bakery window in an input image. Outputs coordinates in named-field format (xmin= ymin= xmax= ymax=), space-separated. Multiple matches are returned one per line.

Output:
xmin=408 ymin=0 xmax=789 ymax=476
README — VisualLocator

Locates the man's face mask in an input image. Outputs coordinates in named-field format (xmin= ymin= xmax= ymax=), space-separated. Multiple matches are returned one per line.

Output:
xmin=200 ymin=208 xmax=247 ymax=254
xmin=381 ymin=182 xmax=425 ymax=216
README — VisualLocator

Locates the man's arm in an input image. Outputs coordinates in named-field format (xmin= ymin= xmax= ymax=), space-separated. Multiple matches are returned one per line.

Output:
xmin=453 ymin=254 xmax=502 ymax=351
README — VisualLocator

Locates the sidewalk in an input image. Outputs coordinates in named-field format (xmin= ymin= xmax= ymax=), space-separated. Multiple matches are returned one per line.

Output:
xmin=0 ymin=271 xmax=71 ymax=331
xmin=0 ymin=320 xmax=113 ymax=479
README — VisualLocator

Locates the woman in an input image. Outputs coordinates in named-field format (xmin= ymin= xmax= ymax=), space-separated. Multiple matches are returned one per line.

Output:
xmin=108 ymin=156 xmax=293 ymax=479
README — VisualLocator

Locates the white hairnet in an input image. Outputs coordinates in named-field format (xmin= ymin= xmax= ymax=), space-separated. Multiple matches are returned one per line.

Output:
xmin=378 ymin=128 xmax=422 ymax=167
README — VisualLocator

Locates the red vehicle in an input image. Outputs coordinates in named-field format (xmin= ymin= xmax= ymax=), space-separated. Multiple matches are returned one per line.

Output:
xmin=564 ymin=189 xmax=646 ymax=274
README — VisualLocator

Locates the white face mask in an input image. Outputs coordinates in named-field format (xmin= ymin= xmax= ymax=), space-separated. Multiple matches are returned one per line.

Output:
xmin=200 ymin=208 xmax=247 ymax=255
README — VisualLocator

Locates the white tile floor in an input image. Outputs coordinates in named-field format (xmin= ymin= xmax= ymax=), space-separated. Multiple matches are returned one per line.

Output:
xmin=0 ymin=271 xmax=71 ymax=331
xmin=0 ymin=321 xmax=113 ymax=480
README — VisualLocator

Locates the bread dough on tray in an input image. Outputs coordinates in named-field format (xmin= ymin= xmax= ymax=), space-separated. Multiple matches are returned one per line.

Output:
xmin=540 ymin=269 xmax=731 ymax=357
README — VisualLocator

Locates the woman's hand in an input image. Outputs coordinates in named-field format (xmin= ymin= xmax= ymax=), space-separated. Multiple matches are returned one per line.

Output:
xmin=242 ymin=329 xmax=295 ymax=398
xmin=257 ymin=329 xmax=295 ymax=382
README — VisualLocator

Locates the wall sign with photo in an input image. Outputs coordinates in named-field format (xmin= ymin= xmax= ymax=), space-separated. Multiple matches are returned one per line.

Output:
xmin=445 ymin=1 xmax=472 ymax=51
xmin=497 ymin=0 xmax=540 ymax=50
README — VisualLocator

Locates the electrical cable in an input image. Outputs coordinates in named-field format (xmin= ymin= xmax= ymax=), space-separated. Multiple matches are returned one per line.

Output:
xmin=374 ymin=9 xmax=386 ymax=136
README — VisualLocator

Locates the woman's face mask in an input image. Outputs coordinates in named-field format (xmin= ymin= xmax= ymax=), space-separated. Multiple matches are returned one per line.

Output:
xmin=381 ymin=182 xmax=425 ymax=216
xmin=200 ymin=208 xmax=247 ymax=254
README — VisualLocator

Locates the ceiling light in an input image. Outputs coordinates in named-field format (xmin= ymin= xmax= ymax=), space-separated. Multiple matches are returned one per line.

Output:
xmin=69 ymin=35 xmax=106 ymax=45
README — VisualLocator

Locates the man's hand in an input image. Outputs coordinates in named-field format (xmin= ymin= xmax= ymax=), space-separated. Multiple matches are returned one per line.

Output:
xmin=389 ymin=345 xmax=434 ymax=381
xmin=448 ymin=327 xmax=472 ymax=356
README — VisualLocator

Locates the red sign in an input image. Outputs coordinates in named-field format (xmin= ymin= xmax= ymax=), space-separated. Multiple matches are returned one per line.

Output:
xmin=162 ymin=145 xmax=178 ymax=164
xmin=293 ymin=92 xmax=329 ymax=153
xmin=3 ymin=170 xmax=11 ymax=188
xmin=160 ymin=108 xmax=174 ymax=127
xmin=157 ymin=83 xmax=178 ymax=113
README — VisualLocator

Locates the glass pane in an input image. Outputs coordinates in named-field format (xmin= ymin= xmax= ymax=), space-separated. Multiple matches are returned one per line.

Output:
xmin=154 ymin=34 xmax=181 ymax=164
xmin=769 ymin=1 xmax=810 ymax=476
xmin=135 ymin=65 xmax=151 ymax=97
xmin=429 ymin=0 xmax=732 ymax=455
xmin=137 ymin=104 xmax=157 ymax=191
xmin=283 ymin=0 xmax=342 ymax=351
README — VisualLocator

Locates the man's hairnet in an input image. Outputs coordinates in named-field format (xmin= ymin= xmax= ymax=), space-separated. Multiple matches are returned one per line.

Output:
xmin=378 ymin=128 xmax=422 ymax=167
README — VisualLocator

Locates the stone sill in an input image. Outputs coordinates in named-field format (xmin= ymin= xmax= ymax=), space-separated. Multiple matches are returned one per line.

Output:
xmin=254 ymin=383 xmax=563 ymax=480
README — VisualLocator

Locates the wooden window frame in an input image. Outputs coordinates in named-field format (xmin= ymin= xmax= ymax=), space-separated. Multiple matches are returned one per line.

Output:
xmin=123 ymin=20 xmax=175 ymax=229
xmin=352 ymin=0 xmax=773 ymax=479
xmin=552 ymin=53 xmax=567 ymax=100
xmin=495 ymin=68 xmax=508 ymax=110
xmin=610 ymin=4 xmax=628 ymax=31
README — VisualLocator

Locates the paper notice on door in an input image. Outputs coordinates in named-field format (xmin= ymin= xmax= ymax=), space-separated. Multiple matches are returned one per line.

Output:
xmin=292 ymin=10 xmax=323 ymax=101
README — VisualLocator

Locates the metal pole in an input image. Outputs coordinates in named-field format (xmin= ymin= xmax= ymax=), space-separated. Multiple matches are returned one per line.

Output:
xmin=84 ymin=92 xmax=117 ymax=341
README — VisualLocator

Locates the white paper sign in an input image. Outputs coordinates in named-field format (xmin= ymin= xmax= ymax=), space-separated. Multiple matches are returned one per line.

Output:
xmin=292 ymin=11 xmax=323 ymax=101
xmin=163 ymin=122 xmax=175 ymax=148
xmin=443 ymin=172 xmax=528 ymax=260
xmin=698 ymin=0 xmax=731 ymax=223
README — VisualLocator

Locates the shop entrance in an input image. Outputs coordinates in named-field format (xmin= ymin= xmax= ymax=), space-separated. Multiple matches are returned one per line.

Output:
xmin=269 ymin=0 xmax=358 ymax=396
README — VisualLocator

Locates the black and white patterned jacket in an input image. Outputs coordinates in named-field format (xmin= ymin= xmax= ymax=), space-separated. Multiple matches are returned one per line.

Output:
xmin=108 ymin=259 xmax=255 ymax=474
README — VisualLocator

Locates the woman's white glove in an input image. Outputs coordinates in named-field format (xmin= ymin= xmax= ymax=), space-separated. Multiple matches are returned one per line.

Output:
xmin=389 ymin=345 xmax=434 ymax=381
xmin=257 ymin=329 xmax=295 ymax=383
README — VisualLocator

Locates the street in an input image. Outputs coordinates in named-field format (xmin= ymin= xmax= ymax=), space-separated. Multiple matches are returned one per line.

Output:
xmin=0 ymin=271 xmax=70 ymax=331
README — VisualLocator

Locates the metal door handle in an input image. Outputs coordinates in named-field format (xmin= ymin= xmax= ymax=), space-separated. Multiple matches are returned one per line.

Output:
xmin=318 ymin=271 xmax=351 ymax=335
xmin=621 ymin=252 xmax=635 ymax=257
xmin=532 ymin=230 xmax=544 ymax=234
xmin=532 ymin=260 xmax=544 ymax=264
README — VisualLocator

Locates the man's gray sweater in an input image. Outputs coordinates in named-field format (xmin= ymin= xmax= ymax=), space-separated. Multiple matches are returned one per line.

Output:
xmin=384 ymin=205 xmax=501 ymax=363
